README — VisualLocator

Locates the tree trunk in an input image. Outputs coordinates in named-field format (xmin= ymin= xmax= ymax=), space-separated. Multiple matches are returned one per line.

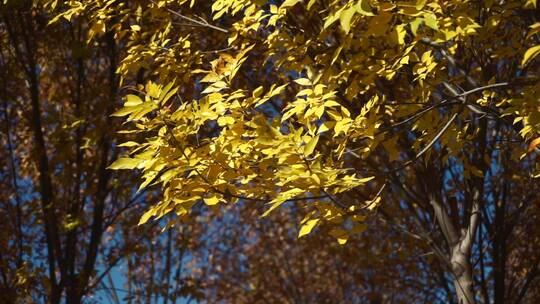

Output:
xmin=451 ymin=245 xmax=476 ymax=304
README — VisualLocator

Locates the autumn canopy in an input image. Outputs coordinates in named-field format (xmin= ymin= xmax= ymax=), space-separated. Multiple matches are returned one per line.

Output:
xmin=2 ymin=0 xmax=540 ymax=303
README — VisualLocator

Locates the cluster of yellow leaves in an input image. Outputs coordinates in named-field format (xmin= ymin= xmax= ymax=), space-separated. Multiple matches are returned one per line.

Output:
xmin=50 ymin=0 xmax=540 ymax=242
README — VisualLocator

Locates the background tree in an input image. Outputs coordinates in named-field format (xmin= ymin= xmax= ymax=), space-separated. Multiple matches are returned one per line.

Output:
xmin=0 ymin=1 xmax=170 ymax=302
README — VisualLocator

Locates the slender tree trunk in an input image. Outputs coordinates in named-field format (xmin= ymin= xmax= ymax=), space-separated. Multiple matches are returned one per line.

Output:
xmin=451 ymin=245 xmax=476 ymax=304
xmin=429 ymin=191 xmax=479 ymax=304
xmin=74 ymin=29 xmax=118 ymax=304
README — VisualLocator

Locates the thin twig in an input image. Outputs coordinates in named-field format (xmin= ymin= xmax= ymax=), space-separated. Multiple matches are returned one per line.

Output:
xmin=150 ymin=0 xmax=228 ymax=33
xmin=382 ymin=82 xmax=509 ymax=133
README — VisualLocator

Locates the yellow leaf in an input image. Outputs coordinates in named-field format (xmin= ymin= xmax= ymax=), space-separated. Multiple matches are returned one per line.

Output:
xmin=304 ymin=135 xmax=319 ymax=156
xmin=111 ymin=107 xmax=135 ymax=117
xmin=329 ymin=228 xmax=349 ymax=245
xmin=48 ymin=12 xmax=66 ymax=25
xmin=527 ymin=23 xmax=540 ymax=39
xmin=280 ymin=0 xmax=302 ymax=9
xmin=358 ymin=176 xmax=375 ymax=183
xmin=331 ymin=45 xmax=343 ymax=65
xmin=317 ymin=122 xmax=333 ymax=134
xmin=118 ymin=141 xmax=140 ymax=147
xmin=146 ymin=82 xmax=161 ymax=98
xmin=108 ymin=158 xmax=141 ymax=170
xmin=410 ymin=18 xmax=423 ymax=35
xmin=160 ymin=84 xmax=178 ymax=105
xmin=294 ymin=78 xmax=312 ymax=86
xmin=204 ymin=196 xmax=221 ymax=206
xmin=524 ymin=0 xmax=537 ymax=9
xmin=138 ymin=209 xmax=155 ymax=225
xmin=324 ymin=100 xmax=341 ymax=107
xmin=200 ymin=72 xmax=221 ymax=83
xmin=314 ymin=105 xmax=324 ymax=118
xmin=339 ymin=6 xmax=356 ymax=34
xmin=394 ymin=24 xmax=406 ymax=45
xmin=415 ymin=0 xmax=427 ymax=10
xmin=323 ymin=8 xmax=342 ymax=29
xmin=522 ymin=45 xmax=540 ymax=66
xmin=334 ymin=118 xmax=352 ymax=136
xmin=298 ymin=218 xmax=320 ymax=238
xmin=217 ymin=116 xmax=235 ymax=126
xmin=355 ymin=0 xmax=374 ymax=16
xmin=262 ymin=188 xmax=304 ymax=217
xmin=124 ymin=94 xmax=143 ymax=106
xmin=423 ymin=13 xmax=438 ymax=30
xmin=261 ymin=201 xmax=284 ymax=217
xmin=253 ymin=86 xmax=264 ymax=97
